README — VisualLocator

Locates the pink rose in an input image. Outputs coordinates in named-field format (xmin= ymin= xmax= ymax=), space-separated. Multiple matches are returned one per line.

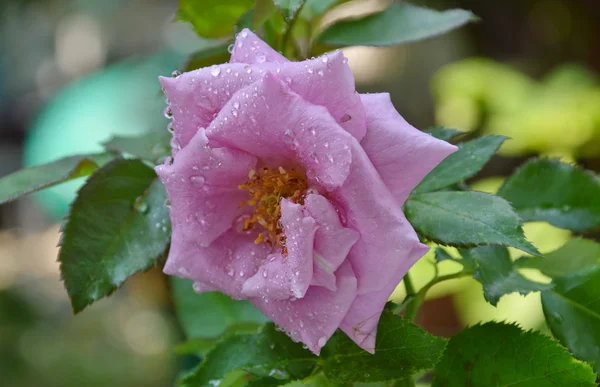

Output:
xmin=157 ymin=29 xmax=456 ymax=354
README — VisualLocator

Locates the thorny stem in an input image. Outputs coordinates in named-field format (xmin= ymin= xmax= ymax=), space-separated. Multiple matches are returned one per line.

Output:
xmin=398 ymin=270 xmax=470 ymax=321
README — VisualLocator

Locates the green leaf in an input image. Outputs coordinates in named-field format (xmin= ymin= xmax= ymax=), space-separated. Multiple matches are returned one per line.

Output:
xmin=317 ymin=2 xmax=477 ymax=47
xmin=103 ymin=131 xmax=171 ymax=163
xmin=404 ymin=191 xmax=540 ymax=256
xmin=180 ymin=324 xmax=317 ymax=387
xmin=177 ymin=0 xmax=254 ymax=38
xmin=433 ymin=322 xmax=597 ymax=386
xmin=299 ymin=0 xmax=343 ymax=20
xmin=174 ymin=323 xmax=264 ymax=356
xmin=517 ymin=238 xmax=600 ymax=278
xmin=434 ymin=248 xmax=455 ymax=263
xmin=323 ymin=309 xmax=447 ymax=383
xmin=413 ymin=135 xmax=507 ymax=194
xmin=253 ymin=0 xmax=277 ymax=28
xmin=497 ymin=158 xmax=600 ymax=233
xmin=425 ymin=127 xmax=463 ymax=141
xmin=172 ymin=277 xmax=268 ymax=339
xmin=0 ymin=153 xmax=113 ymax=205
xmin=542 ymin=267 xmax=600 ymax=374
xmin=460 ymin=246 xmax=552 ymax=306
xmin=58 ymin=159 xmax=170 ymax=312
xmin=184 ymin=42 xmax=232 ymax=72
xmin=274 ymin=0 xmax=306 ymax=20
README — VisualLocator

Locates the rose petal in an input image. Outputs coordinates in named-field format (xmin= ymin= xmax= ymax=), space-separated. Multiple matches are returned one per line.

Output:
xmin=304 ymin=194 xmax=359 ymax=291
xmin=252 ymin=260 xmax=358 ymax=355
xmin=230 ymin=29 xmax=288 ymax=64
xmin=159 ymin=50 xmax=365 ymax=151
xmin=340 ymin=243 xmax=429 ymax=353
xmin=242 ymin=199 xmax=317 ymax=300
xmin=164 ymin=227 xmax=272 ymax=299
xmin=206 ymin=74 xmax=353 ymax=191
xmin=156 ymin=129 xmax=257 ymax=247
xmin=360 ymin=93 xmax=458 ymax=203
xmin=331 ymin=138 xmax=423 ymax=294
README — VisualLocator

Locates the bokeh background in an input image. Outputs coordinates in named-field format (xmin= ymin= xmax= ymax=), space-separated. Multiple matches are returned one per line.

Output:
xmin=1 ymin=0 xmax=598 ymax=385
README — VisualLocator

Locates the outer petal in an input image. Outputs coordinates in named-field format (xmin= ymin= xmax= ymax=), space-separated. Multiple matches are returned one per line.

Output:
xmin=304 ymin=194 xmax=359 ymax=291
xmin=360 ymin=93 xmax=458 ymax=204
xmin=251 ymin=261 xmax=358 ymax=355
xmin=340 ymin=243 xmax=429 ymax=353
xmin=156 ymin=130 xmax=257 ymax=247
xmin=230 ymin=29 xmax=288 ymax=64
xmin=206 ymin=74 xmax=353 ymax=192
xmin=242 ymin=199 xmax=317 ymax=300
xmin=164 ymin=227 xmax=272 ymax=299
xmin=331 ymin=138 xmax=423 ymax=294
xmin=160 ymin=50 xmax=365 ymax=151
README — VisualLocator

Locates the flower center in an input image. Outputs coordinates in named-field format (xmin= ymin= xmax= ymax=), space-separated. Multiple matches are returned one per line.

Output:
xmin=238 ymin=166 xmax=308 ymax=248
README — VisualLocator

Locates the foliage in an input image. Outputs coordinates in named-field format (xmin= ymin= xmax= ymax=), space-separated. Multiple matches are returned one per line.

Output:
xmin=2 ymin=0 xmax=600 ymax=386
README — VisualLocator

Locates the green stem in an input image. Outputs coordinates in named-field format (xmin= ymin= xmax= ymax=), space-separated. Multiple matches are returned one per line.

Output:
xmin=280 ymin=2 xmax=306 ymax=58
xmin=399 ymin=270 xmax=470 ymax=321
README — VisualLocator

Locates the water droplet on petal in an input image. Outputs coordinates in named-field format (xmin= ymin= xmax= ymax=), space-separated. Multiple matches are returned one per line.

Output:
xmin=211 ymin=66 xmax=221 ymax=77
xmin=189 ymin=176 xmax=205 ymax=187
xmin=227 ymin=44 xmax=234 ymax=53
xmin=163 ymin=106 xmax=173 ymax=119
xmin=171 ymin=70 xmax=181 ymax=78
xmin=256 ymin=53 xmax=266 ymax=63
xmin=318 ymin=336 xmax=327 ymax=347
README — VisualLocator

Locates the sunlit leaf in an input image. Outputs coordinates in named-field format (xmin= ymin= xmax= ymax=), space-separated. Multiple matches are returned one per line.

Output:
xmin=179 ymin=324 xmax=317 ymax=387
xmin=542 ymin=267 xmax=600 ymax=373
xmin=433 ymin=322 xmax=597 ymax=386
xmin=413 ymin=135 xmax=507 ymax=194
xmin=405 ymin=191 xmax=540 ymax=256
xmin=517 ymin=238 xmax=600 ymax=278
xmin=323 ymin=309 xmax=447 ymax=383
xmin=425 ymin=127 xmax=463 ymax=141
xmin=318 ymin=2 xmax=477 ymax=47
xmin=460 ymin=246 xmax=552 ymax=306
xmin=498 ymin=158 xmax=600 ymax=233
xmin=172 ymin=277 xmax=268 ymax=340
xmin=103 ymin=131 xmax=171 ymax=163
xmin=177 ymin=0 xmax=253 ymax=38
xmin=59 ymin=159 xmax=170 ymax=312
xmin=0 ymin=153 xmax=113 ymax=205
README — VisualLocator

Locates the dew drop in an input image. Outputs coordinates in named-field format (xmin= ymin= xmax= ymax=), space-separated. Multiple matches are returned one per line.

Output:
xmin=256 ymin=53 xmax=266 ymax=63
xmin=227 ymin=44 xmax=234 ymax=54
xmin=167 ymin=122 xmax=174 ymax=133
xmin=317 ymin=336 xmax=327 ymax=347
xmin=171 ymin=70 xmax=181 ymax=78
xmin=163 ymin=106 xmax=173 ymax=119
xmin=211 ymin=66 xmax=221 ymax=77
xmin=189 ymin=176 xmax=205 ymax=187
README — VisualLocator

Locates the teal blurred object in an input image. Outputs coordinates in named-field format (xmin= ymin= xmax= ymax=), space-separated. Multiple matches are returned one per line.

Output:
xmin=24 ymin=51 xmax=184 ymax=220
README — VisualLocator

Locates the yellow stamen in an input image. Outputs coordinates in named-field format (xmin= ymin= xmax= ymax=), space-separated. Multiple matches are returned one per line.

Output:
xmin=238 ymin=166 xmax=308 ymax=249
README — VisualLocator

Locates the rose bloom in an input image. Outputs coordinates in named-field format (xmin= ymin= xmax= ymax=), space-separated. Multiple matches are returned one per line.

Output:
xmin=157 ymin=29 xmax=456 ymax=354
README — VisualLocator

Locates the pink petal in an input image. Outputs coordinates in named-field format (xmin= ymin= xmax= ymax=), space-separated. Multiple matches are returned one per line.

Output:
xmin=340 ymin=243 xmax=429 ymax=353
xmin=331 ymin=138 xmax=423 ymax=294
xmin=156 ymin=129 xmax=256 ymax=247
xmin=230 ymin=29 xmax=288 ymax=64
xmin=159 ymin=50 xmax=365 ymax=152
xmin=252 ymin=261 xmax=358 ymax=355
xmin=360 ymin=93 xmax=457 ymax=204
xmin=242 ymin=199 xmax=317 ymax=300
xmin=206 ymin=74 xmax=353 ymax=192
xmin=164 ymin=227 xmax=272 ymax=299
xmin=304 ymin=194 xmax=359 ymax=291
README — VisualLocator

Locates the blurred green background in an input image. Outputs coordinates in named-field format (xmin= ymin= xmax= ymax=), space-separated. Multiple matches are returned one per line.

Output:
xmin=0 ymin=0 xmax=599 ymax=385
